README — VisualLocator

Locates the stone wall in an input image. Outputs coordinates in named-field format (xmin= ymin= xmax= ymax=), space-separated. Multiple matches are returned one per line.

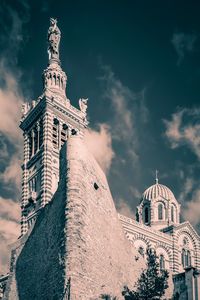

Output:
xmin=64 ymin=135 xmax=143 ymax=299
xmin=4 ymin=136 xmax=143 ymax=299
xmin=4 ymin=145 xmax=68 ymax=300
xmin=15 ymin=160 xmax=67 ymax=299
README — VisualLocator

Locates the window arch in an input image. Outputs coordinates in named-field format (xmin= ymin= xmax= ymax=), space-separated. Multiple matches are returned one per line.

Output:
xmin=158 ymin=203 xmax=164 ymax=220
xmin=159 ymin=254 xmax=165 ymax=270
xmin=144 ymin=207 xmax=149 ymax=223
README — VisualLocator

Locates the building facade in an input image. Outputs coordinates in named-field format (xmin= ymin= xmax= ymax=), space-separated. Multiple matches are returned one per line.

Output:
xmin=1 ymin=19 xmax=200 ymax=300
xmin=119 ymin=179 xmax=200 ymax=299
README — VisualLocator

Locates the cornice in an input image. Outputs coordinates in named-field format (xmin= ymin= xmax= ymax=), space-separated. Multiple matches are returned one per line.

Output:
xmin=118 ymin=214 xmax=173 ymax=244
xmin=173 ymin=221 xmax=200 ymax=241
xmin=46 ymin=96 xmax=87 ymax=128
xmin=20 ymin=99 xmax=46 ymax=131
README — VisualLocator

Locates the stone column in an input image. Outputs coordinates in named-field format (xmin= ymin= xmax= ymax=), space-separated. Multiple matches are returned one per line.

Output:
xmin=37 ymin=121 xmax=40 ymax=152
xmin=40 ymin=111 xmax=53 ymax=207
xmin=0 ymin=283 xmax=3 ymax=300
xmin=21 ymin=132 xmax=29 ymax=235
xmin=31 ymin=129 xmax=35 ymax=157
xmin=58 ymin=121 xmax=61 ymax=149
xmin=185 ymin=268 xmax=195 ymax=300
xmin=194 ymin=270 xmax=200 ymax=300
xmin=172 ymin=233 xmax=180 ymax=273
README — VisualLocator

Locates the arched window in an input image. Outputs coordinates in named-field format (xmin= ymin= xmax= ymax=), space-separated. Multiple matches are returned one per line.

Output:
xmin=171 ymin=205 xmax=175 ymax=222
xmin=52 ymin=118 xmax=59 ymax=148
xmin=144 ymin=207 xmax=149 ymax=223
xmin=138 ymin=246 xmax=145 ymax=257
xmin=136 ymin=211 xmax=139 ymax=222
xmin=182 ymin=249 xmax=191 ymax=268
xmin=181 ymin=249 xmax=186 ymax=267
xmin=186 ymin=250 xmax=191 ymax=267
xmin=159 ymin=254 xmax=165 ymax=270
xmin=53 ymin=74 xmax=56 ymax=85
xmin=158 ymin=203 xmax=163 ymax=220
xmin=61 ymin=124 xmax=68 ymax=146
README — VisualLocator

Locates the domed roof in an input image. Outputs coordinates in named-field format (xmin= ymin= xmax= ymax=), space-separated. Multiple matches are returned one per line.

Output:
xmin=142 ymin=183 xmax=176 ymax=201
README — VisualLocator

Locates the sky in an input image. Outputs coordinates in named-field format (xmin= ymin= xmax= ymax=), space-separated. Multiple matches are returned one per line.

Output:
xmin=1 ymin=0 xmax=200 ymax=273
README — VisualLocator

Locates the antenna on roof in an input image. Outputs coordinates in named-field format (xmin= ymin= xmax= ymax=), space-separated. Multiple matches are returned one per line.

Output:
xmin=155 ymin=170 xmax=159 ymax=184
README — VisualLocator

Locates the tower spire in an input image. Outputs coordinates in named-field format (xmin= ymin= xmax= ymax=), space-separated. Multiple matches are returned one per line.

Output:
xmin=43 ymin=18 xmax=67 ymax=99
xmin=155 ymin=169 xmax=159 ymax=184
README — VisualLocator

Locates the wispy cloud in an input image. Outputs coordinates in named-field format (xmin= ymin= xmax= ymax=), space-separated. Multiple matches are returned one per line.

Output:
xmin=101 ymin=65 xmax=148 ymax=164
xmin=0 ymin=197 xmax=20 ymax=274
xmin=84 ymin=66 xmax=148 ymax=215
xmin=179 ymin=177 xmax=194 ymax=203
xmin=183 ymin=188 xmax=200 ymax=226
xmin=0 ymin=197 xmax=20 ymax=224
xmin=0 ymin=0 xmax=30 ymax=274
xmin=171 ymin=32 xmax=197 ymax=66
xmin=164 ymin=108 xmax=200 ymax=159
xmin=164 ymin=108 xmax=200 ymax=226
xmin=0 ymin=62 xmax=23 ymax=142
xmin=84 ymin=65 xmax=149 ymax=215
xmin=116 ymin=198 xmax=135 ymax=219
xmin=0 ymin=62 xmax=24 ymax=191
xmin=84 ymin=124 xmax=115 ymax=174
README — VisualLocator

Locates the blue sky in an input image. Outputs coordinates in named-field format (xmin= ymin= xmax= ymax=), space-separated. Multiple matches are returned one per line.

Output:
xmin=1 ymin=0 xmax=200 ymax=273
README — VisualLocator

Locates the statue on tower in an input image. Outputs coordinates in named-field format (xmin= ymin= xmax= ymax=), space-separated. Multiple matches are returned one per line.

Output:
xmin=47 ymin=18 xmax=61 ymax=61
xmin=79 ymin=98 xmax=88 ymax=114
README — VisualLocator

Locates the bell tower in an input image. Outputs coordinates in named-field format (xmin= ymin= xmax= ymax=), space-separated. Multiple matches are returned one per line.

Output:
xmin=20 ymin=18 xmax=88 ymax=235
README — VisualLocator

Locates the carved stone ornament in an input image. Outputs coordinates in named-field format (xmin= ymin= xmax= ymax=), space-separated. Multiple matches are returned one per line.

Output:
xmin=47 ymin=18 xmax=61 ymax=61
xmin=79 ymin=98 xmax=88 ymax=114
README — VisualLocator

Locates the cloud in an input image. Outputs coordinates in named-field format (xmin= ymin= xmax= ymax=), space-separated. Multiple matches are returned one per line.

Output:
xmin=84 ymin=124 xmax=115 ymax=174
xmin=164 ymin=108 xmax=200 ymax=227
xmin=0 ymin=197 xmax=20 ymax=223
xmin=0 ymin=220 xmax=20 ymax=275
xmin=0 ymin=1 xmax=30 ymax=274
xmin=86 ymin=65 xmax=149 ymax=177
xmin=0 ymin=137 xmax=9 ymax=163
xmin=0 ymin=197 xmax=20 ymax=274
xmin=164 ymin=108 xmax=200 ymax=159
xmin=179 ymin=177 xmax=194 ymax=203
xmin=116 ymin=198 xmax=135 ymax=219
xmin=0 ymin=62 xmax=23 ymax=142
xmin=86 ymin=65 xmax=149 ymax=219
xmin=0 ymin=61 xmax=24 ymax=195
xmin=0 ymin=154 xmax=22 ymax=190
xmin=171 ymin=32 xmax=197 ymax=65
xmin=0 ymin=2 xmax=29 ymax=192
xmin=101 ymin=65 xmax=148 ymax=164
xmin=183 ymin=189 xmax=200 ymax=225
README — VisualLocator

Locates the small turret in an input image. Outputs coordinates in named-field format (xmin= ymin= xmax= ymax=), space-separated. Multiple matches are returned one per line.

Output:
xmin=43 ymin=18 xmax=68 ymax=100
xmin=136 ymin=175 xmax=181 ymax=230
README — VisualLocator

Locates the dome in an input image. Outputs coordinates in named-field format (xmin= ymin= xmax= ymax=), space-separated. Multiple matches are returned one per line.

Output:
xmin=142 ymin=183 xmax=176 ymax=202
xmin=137 ymin=179 xmax=180 ymax=228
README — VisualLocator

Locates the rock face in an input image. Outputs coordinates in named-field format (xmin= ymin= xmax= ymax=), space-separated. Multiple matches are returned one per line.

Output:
xmin=5 ymin=135 xmax=143 ymax=299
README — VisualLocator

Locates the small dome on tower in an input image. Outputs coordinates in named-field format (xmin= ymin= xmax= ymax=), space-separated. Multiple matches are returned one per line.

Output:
xmin=142 ymin=183 xmax=176 ymax=202
xmin=136 ymin=173 xmax=181 ymax=230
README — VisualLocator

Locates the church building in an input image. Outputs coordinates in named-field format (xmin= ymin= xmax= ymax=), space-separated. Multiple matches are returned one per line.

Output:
xmin=120 ymin=178 xmax=200 ymax=299
xmin=1 ymin=19 xmax=200 ymax=300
